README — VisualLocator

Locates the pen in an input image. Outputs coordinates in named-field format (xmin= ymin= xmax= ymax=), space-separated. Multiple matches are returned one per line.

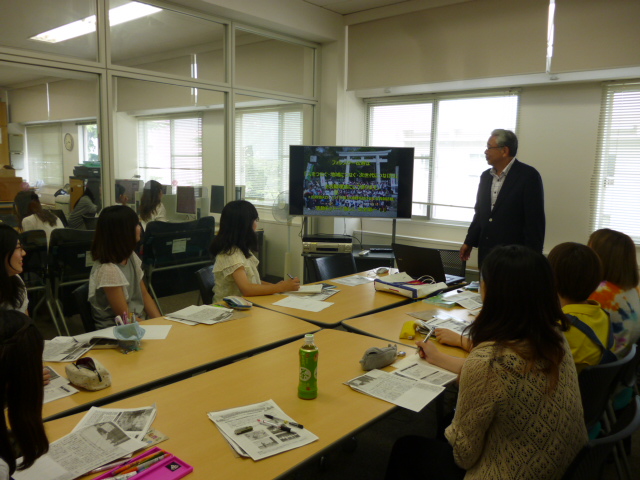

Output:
xmin=258 ymin=419 xmax=292 ymax=432
xmin=265 ymin=414 xmax=304 ymax=429
xmin=110 ymin=450 xmax=164 ymax=475
xmin=287 ymin=273 xmax=294 ymax=279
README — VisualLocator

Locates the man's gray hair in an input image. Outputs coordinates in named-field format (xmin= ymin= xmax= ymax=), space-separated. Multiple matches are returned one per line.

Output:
xmin=491 ymin=129 xmax=518 ymax=157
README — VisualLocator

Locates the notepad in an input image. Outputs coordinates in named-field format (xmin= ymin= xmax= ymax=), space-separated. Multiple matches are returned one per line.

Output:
xmin=286 ymin=285 xmax=324 ymax=294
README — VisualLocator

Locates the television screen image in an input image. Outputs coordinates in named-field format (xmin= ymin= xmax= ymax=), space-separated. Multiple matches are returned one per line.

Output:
xmin=289 ymin=146 xmax=414 ymax=218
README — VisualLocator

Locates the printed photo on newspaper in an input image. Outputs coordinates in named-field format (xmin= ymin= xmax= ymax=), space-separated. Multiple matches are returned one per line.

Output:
xmin=14 ymin=421 xmax=147 ymax=480
xmin=43 ymin=338 xmax=92 ymax=362
xmin=407 ymin=312 xmax=472 ymax=337
xmin=344 ymin=368 xmax=445 ymax=412
xmin=208 ymin=399 xmax=318 ymax=461
xmin=73 ymin=405 xmax=157 ymax=440
xmin=43 ymin=366 xmax=78 ymax=403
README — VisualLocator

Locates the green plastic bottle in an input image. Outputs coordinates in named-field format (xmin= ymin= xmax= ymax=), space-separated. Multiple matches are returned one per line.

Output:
xmin=298 ymin=334 xmax=318 ymax=399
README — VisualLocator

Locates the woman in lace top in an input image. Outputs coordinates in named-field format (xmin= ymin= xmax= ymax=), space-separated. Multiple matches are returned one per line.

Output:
xmin=89 ymin=206 xmax=161 ymax=329
xmin=209 ymin=200 xmax=299 ymax=304
xmin=386 ymin=246 xmax=587 ymax=480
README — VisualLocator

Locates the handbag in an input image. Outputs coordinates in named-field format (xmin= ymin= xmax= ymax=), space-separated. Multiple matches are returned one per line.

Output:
xmin=65 ymin=357 xmax=112 ymax=391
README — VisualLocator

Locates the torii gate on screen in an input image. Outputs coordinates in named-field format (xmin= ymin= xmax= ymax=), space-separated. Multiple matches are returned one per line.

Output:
xmin=337 ymin=150 xmax=392 ymax=185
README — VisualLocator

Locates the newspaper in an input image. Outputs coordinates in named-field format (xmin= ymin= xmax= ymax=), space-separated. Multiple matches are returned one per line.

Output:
xmin=207 ymin=399 xmax=318 ymax=461
xmin=73 ymin=325 xmax=171 ymax=343
xmin=43 ymin=338 xmax=92 ymax=362
xmin=392 ymin=353 xmax=458 ymax=386
xmin=330 ymin=275 xmax=375 ymax=286
xmin=166 ymin=305 xmax=234 ymax=325
xmin=443 ymin=290 xmax=483 ymax=311
xmin=14 ymin=422 xmax=146 ymax=480
xmin=345 ymin=369 xmax=445 ymax=412
xmin=73 ymin=406 xmax=157 ymax=440
xmin=407 ymin=312 xmax=472 ymax=337
xmin=284 ymin=288 xmax=339 ymax=302
xmin=43 ymin=367 xmax=78 ymax=403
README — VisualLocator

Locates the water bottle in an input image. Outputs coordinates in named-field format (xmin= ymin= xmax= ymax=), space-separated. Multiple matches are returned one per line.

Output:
xmin=298 ymin=334 xmax=318 ymax=399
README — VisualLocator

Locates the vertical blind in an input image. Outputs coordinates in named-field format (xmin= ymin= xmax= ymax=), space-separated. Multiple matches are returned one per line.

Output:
xmin=26 ymin=124 xmax=63 ymax=186
xmin=367 ymin=92 xmax=519 ymax=222
xmin=235 ymin=106 xmax=303 ymax=207
xmin=591 ymin=81 xmax=640 ymax=241
xmin=137 ymin=115 xmax=203 ymax=190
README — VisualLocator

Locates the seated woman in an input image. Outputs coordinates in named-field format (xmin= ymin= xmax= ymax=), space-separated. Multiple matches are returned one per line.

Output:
xmin=588 ymin=228 xmax=640 ymax=356
xmin=89 ymin=205 xmax=161 ymax=329
xmin=0 ymin=310 xmax=49 ymax=479
xmin=16 ymin=191 xmax=64 ymax=245
xmin=139 ymin=180 xmax=166 ymax=230
xmin=386 ymin=245 xmax=587 ymax=480
xmin=67 ymin=188 xmax=98 ymax=230
xmin=209 ymin=200 xmax=299 ymax=304
xmin=0 ymin=224 xmax=28 ymax=313
xmin=548 ymin=242 xmax=614 ymax=372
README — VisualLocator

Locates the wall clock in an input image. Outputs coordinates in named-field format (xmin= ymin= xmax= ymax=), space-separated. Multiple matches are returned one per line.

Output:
xmin=64 ymin=133 xmax=74 ymax=151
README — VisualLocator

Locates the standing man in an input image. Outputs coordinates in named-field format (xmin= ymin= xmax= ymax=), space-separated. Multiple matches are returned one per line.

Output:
xmin=460 ymin=129 xmax=545 ymax=266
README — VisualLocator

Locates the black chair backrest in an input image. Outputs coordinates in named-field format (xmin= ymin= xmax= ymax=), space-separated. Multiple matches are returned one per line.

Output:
xmin=19 ymin=230 xmax=48 ymax=288
xmin=51 ymin=209 xmax=69 ymax=227
xmin=49 ymin=228 xmax=95 ymax=284
xmin=83 ymin=215 xmax=98 ymax=230
xmin=141 ymin=217 xmax=215 ymax=268
xmin=562 ymin=396 xmax=640 ymax=480
xmin=578 ymin=344 xmax=637 ymax=429
xmin=195 ymin=265 xmax=215 ymax=305
xmin=0 ymin=214 xmax=19 ymax=228
xmin=72 ymin=282 xmax=95 ymax=333
xmin=438 ymin=248 xmax=466 ymax=278
xmin=312 ymin=254 xmax=357 ymax=281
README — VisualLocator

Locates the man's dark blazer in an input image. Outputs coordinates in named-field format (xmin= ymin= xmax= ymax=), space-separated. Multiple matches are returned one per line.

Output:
xmin=464 ymin=159 xmax=545 ymax=265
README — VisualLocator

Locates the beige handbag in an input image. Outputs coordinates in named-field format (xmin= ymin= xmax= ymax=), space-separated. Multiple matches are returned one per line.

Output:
xmin=65 ymin=357 xmax=112 ymax=391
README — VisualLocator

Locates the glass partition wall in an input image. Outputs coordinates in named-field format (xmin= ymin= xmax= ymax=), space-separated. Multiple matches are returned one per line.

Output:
xmin=0 ymin=0 xmax=316 ymax=209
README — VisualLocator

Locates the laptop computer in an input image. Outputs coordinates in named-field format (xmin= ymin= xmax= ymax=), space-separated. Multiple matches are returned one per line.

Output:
xmin=392 ymin=243 xmax=465 ymax=286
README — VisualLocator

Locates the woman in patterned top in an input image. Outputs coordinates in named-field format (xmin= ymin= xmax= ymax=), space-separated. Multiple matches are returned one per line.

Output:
xmin=385 ymin=245 xmax=587 ymax=480
xmin=588 ymin=228 xmax=640 ymax=357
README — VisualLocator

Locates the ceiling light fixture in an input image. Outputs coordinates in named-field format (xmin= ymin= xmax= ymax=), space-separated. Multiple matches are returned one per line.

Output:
xmin=30 ymin=2 xmax=161 ymax=44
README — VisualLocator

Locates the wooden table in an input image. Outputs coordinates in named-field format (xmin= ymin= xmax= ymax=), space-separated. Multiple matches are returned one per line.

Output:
xmin=44 ymin=329 xmax=401 ymax=480
xmin=245 ymin=273 xmax=411 ymax=328
xmin=44 ymin=311 xmax=318 ymax=421
xmin=342 ymin=301 xmax=474 ymax=358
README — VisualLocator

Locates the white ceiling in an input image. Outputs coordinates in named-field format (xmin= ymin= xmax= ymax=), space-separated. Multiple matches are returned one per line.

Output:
xmin=302 ymin=0 xmax=411 ymax=15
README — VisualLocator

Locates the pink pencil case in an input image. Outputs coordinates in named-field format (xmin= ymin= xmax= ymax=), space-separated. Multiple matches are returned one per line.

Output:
xmin=94 ymin=447 xmax=193 ymax=480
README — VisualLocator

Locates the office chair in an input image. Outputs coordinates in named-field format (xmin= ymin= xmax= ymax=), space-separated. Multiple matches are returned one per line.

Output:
xmin=562 ymin=396 xmax=640 ymax=480
xmin=19 ymin=230 xmax=59 ymax=331
xmin=309 ymin=254 xmax=357 ymax=282
xmin=0 ymin=213 xmax=19 ymax=228
xmin=195 ymin=264 xmax=215 ymax=305
xmin=51 ymin=209 xmax=69 ymax=227
xmin=140 ymin=216 xmax=215 ymax=314
xmin=72 ymin=282 xmax=95 ymax=333
xmin=49 ymin=228 xmax=95 ymax=335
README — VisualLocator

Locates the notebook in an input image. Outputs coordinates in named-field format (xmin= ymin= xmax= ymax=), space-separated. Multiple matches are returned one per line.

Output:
xmin=392 ymin=243 xmax=465 ymax=286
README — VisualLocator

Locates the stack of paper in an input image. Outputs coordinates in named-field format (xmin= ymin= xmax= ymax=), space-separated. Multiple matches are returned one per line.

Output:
xmin=166 ymin=305 xmax=234 ymax=325
xmin=208 ymin=399 xmax=318 ymax=461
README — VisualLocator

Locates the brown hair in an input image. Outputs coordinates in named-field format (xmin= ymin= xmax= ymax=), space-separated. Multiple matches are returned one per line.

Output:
xmin=469 ymin=245 xmax=568 ymax=392
xmin=548 ymin=242 xmax=602 ymax=303
xmin=588 ymin=229 xmax=639 ymax=290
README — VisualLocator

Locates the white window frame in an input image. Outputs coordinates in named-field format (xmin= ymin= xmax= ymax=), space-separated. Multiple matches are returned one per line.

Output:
xmin=366 ymin=91 xmax=520 ymax=223
xmin=591 ymin=81 xmax=640 ymax=242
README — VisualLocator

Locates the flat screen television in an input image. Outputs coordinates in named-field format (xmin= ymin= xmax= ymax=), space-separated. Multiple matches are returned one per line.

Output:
xmin=289 ymin=146 xmax=414 ymax=218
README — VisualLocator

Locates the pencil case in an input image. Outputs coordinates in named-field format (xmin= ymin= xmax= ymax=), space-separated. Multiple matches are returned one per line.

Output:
xmin=94 ymin=447 xmax=193 ymax=480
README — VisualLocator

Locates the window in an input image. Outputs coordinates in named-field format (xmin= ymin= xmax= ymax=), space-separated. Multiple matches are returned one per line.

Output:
xmin=367 ymin=93 xmax=519 ymax=222
xmin=79 ymin=123 xmax=99 ymax=164
xmin=591 ymin=81 xmax=640 ymax=241
xmin=137 ymin=115 xmax=203 ymax=191
xmin=235 ymin=106 xmax=303 ymax=206
xmin=25 ymin=124 xmax=63 ymax=187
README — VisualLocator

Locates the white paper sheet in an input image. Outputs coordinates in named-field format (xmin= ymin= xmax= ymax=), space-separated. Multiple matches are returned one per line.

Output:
xmin=330 ymin=275 xmax=375 ymax=286
xmin=72 ymin=325 xmax=172 ymax=343
xmin=272 ymin=296 xmax=334 ymax=312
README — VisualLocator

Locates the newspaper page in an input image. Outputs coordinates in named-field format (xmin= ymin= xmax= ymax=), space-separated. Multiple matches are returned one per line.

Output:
xmin=14 ymin=422 xmax=147 ymax=480
xmin=344 ymin=369 xmax=445 ymax=412
xmin=43 ymin=367 xmax=78 ymax=403
xmin=166 ymin=305 xmax=234 ymax=325
xmin=283 ymin=288 xmax=339 ymax=302
xmin=43 ymin=338 xmax=92 ymax=362
xmin=207 ymin=399 xmax=318 ymax=461
xmin=407 ymin=312 xmax=472 ymax=337
xmin=443 ymin=290 xmax=483 ymax=311
xmin=72 ymin=406 xmax=157 ymax=440
xmin=391 ymin=353 xmax=458 ymax=386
